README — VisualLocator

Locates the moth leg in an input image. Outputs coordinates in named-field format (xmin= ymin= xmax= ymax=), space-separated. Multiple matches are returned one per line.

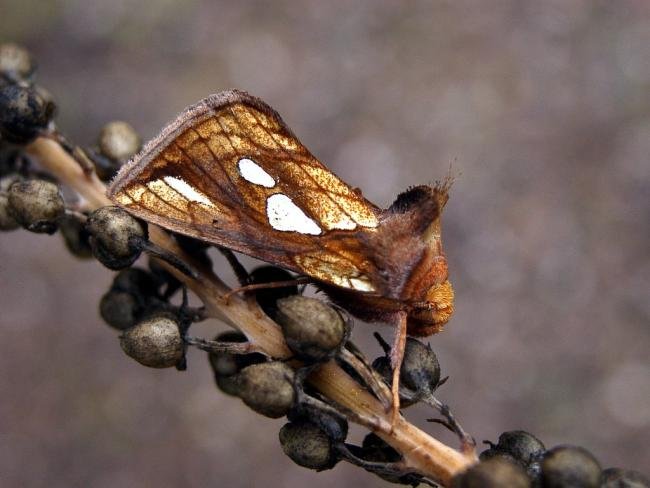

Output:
xmin=389 ymin=311 xmax=408 ymax=428
xmin=222 ymin=277 xmax=311 ymax=304
xmin=338 ymin=345 xmax=392 ymax=410
xmin=217 ymin=247 xmax=249 ymax=286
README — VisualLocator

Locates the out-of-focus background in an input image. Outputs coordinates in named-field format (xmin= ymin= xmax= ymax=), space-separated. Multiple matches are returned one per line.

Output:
xmin=1 ymin=1 xmax=649 ymax=486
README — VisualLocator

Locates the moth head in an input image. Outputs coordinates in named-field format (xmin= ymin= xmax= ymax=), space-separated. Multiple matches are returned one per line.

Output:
xmin=408 ymin=280 xmax=455 ymax=336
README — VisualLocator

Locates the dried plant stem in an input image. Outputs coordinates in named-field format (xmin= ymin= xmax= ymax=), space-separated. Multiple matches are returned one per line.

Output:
xmin=26 ymin=136 xmax=477 ymax=485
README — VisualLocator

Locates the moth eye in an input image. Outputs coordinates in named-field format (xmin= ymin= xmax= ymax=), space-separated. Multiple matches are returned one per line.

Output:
xmin=266 ymin=193 xmax=322 ymax=235
xmin=162 ymin=176 xmax=215 ymax=207
xmin=237 ymin=157 xmax=276 ymax=188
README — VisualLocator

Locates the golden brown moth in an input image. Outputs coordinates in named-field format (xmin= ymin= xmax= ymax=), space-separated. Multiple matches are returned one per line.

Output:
xmin=108 ymin=90 xmax=454 ymax=421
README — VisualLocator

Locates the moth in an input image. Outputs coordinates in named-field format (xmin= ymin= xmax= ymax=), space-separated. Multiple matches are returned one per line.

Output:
xmin=108 ymin=90 xmax=454 ymax=420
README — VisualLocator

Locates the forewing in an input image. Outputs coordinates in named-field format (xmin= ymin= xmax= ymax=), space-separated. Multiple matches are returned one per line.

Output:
xmin=108 ymin=90 xmax=384 ymax=293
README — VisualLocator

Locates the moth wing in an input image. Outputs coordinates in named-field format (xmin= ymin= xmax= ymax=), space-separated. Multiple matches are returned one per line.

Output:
xmin=108 ymin=90 xmax=384 ymax=293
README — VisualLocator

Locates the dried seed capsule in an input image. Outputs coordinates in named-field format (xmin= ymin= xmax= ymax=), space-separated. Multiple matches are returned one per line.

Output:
xmin=0 ymin=172 xmax=20 ymax=191
xmin=0 ymin=43 xmax=35 ymax=82
xmin=89 ymin=150 xmax=121 ymax=182
xmin=100 ymin=290 xmax=141 ymax=330
xmin=248 ymin=265 xmax=298 ymax=318
xmin=275 ymin=296 xmax=346 ymax=361
xmin=541 ymin=445 xmax=601 ymax=488
xmin=7 ymin=179 xmax=64 ymax=234
xmin=208 ymin=331 xmax=266 ymax=396
xmin=59 ymin=214 xmax=92 ymax=258
xmin=372 ymin=337 xmax=441 ymax=404
xmin=98 ymin=121 xmax=141 ymax=162
xmin=361 ymin=433 xmax=402 ymax=463
xmin=400 ymin=338 xmax=441 ymax=395
xmin=355 ymin=433 xmax=428 ymax=485
xmin=236 ymin=361 xmax=295 ymax=418
xmin=487 ymin=430 xmax=545 ymax=467
xmin=85 ymin=206 xmax=147 ymax=270
xmin=371 ymin=355 xmax=419 ymax=407
xmin=111 ymin=267 xmax=159 ymax=297
xmin=479 ymin=449 xmax=520 ymax=465
xmin=452 ymin=458 xmax=530 ymax=488
xmin=0 ymin=82 xmax=56 ymax=144
xmin=120 ymin=315 xmax=184 ymax=368
xmin=527 ymin=460 xmax=543 ymax=487
xmin=0 ymin=174 xmax=22 ymax=231
xmin=100 ymin=269 xmax=163 ymax=330
xmin=601 ymin=468 xmax=650 ymax=488
xmin=0 ymin=191 xmax=19 ymax=230
xmin=279 ymin=421 xmax=338 ymax=471
xmin=287 ymin=404 xmax=348 ymax=443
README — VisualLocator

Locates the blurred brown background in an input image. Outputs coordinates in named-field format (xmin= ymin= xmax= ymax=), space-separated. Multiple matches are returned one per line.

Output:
xmin=1 ymin=1 xmax=649 ymax=486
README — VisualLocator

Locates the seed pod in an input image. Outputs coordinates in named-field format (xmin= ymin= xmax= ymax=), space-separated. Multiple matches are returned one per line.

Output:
xmin=89 ymin=150 xmax=121 ymax=182
xmin=0 ymin=173 xmax=20 ymax=191
xmin=275 ymin=296 xmax=346 ymax=361
xmin=487 ymin=430 xmax=545 ymax=467
xmin=479 ymin=449 xmax=520 ymax=465
xmin=59 ymin=214 xmax=92 ymax=258
xmin=248 ymin=265 xmax=298 ymax=318
xmin=287 ymin=404 xmax=348 ymax=443
xmin=279 ymin=421 xmax=338 ymax=471
xmin=541 ymin=445 xmax=601 ymax=488
xmin=372 ymin=337 xmax=441 ymax=404
xmin=0 ymin=82 xmax=55 ymax=144
xmin=111 ymin=267 xmax=159 ymax=297
xmin=360 ymin=433 xmax=402 ymax=463
xmin=0 ymin=43 xmax=35 ymax=82
xmin=120 ymin=315 xmax=184 ymax=368
xmin=98 ymin=121 xmax=141 ymax=162
xmin=527 ymin=460 xmax=542 ymax=487
xmin=85 ymin=206 xmax=147 ymax=269
xmin=452 ymin=458 xmax=530 ymax=488
xmin=100 ymin=290 xmax=141 ymax=330
xmin=100 ymin=269 xmax=163 ymax=330
xmin=601 ymin=468 xmax=650 ymax=488
xmin=236 ymin=361 xmax=295 ymax=418
xmin=208 ymin=331 xmax=266 ymax=396
xmin=400 ymin=338 xmax=441 ymax=396
xmin=7 ymin=179 xmax=64 ymax=233
xmin=354 ymin=433 xmax=428 ymax=485
xmin=0 ymin=191 xmax=19 ymax=231
xmin=371 ymin=356 xmax=419 ymax=407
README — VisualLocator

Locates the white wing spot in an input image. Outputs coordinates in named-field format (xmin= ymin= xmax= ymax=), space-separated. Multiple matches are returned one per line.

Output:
xmin=163 ymin=176 xmax=214 ymax=206
xmin=266 ymin=194 xmax=322 ymax=235
xmin=238 ymin=158 xmax=276 ymax=188
xmin=349 ymin=278 xmax=375 ymax=292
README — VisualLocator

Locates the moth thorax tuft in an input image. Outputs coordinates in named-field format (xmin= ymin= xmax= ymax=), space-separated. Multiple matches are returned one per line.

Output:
xmin=388 ymin=185 xmax=435 ymax=214
xmin=387 ymin=185 xmax=448 ymax=239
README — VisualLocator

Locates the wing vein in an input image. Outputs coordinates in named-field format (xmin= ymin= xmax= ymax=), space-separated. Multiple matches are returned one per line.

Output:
xmin=176 ymin=138 xmax=235 ymax=206
xmin=245 ymin=108 xmax=362 ymax=224
xmin=133 ymin=185 xmax=189 ymax=219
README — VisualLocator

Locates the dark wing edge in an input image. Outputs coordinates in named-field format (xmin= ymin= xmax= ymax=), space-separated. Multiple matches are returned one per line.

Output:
xmin=108 ymin=89 xmax=294 ymax=198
